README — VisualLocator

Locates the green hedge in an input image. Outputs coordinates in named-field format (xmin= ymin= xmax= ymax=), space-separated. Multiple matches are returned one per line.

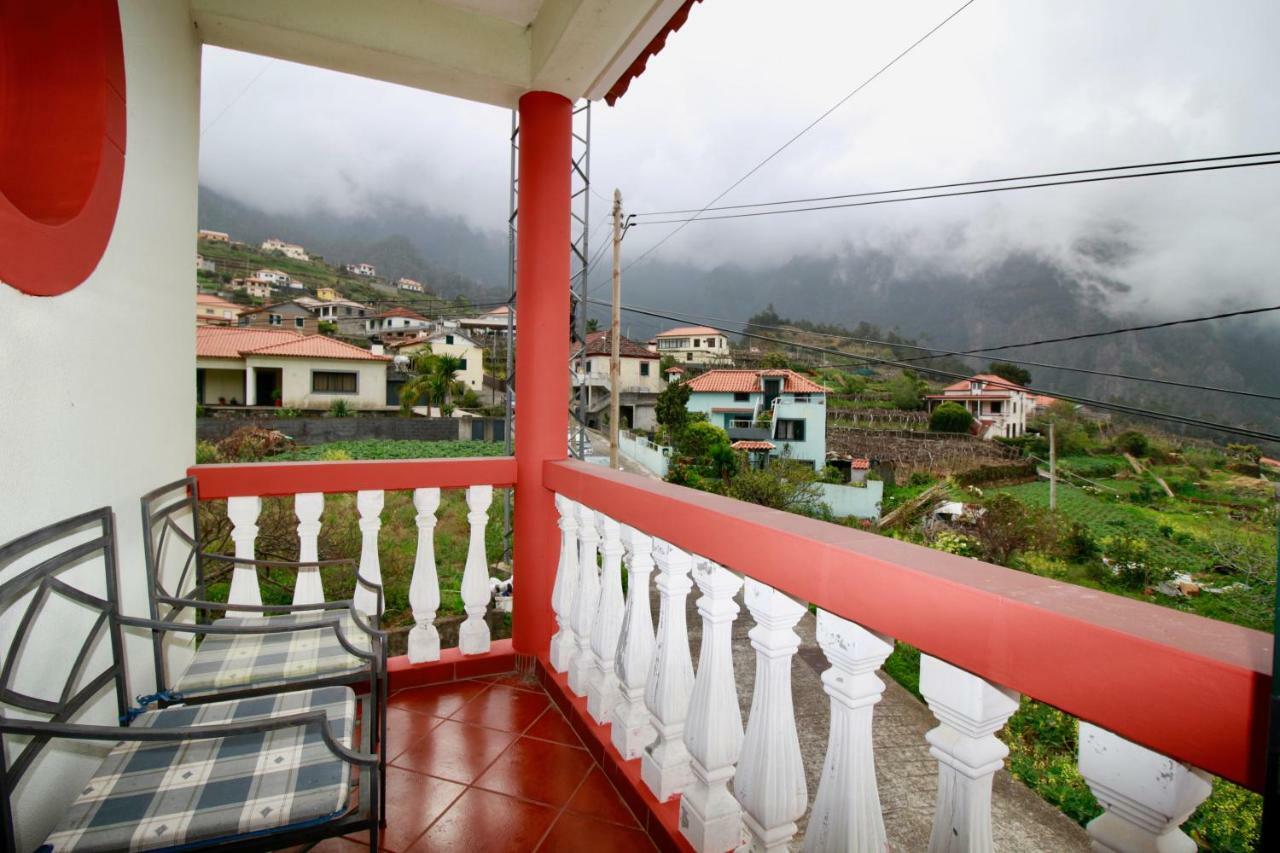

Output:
xmin=955 ymin=461 xmax=1038 ymax=487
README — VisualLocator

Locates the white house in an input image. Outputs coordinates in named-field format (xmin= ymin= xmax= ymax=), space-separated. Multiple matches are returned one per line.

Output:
xmin=261 ymin=237 xmax=308 ymax=260
xmin=925 ymin=373 xmax=1030 ymax=439
xmin=254 ymin=268 xmax=290 ymax=286
xmin=346 ymin=262 xmax=377 ymax=277
xmin=366 ymin=307 xmax=431 ymax=340
xmin=197 ymin=229 xmax=228 ymax=242
xmin=574 ymin=330 xmax=662 ymax=430
xmin=654 ymin=324 xmax=733 ymax=365
xmin=396 ymin=277 xmax=425 ymax=292
xmin=684 ymin=369 xmax=828 ymax=469
xmin=389 ymin=329 xmax=486 ymax=391
xmin=229 ymin=277 xmax=274 ymax=300
xmin=196 ymin=253 xmax=215 ymax=272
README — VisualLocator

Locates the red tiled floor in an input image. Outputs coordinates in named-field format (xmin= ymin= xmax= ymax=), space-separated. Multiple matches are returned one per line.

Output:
xmin=449 ymin=683 xmax=550 ymax=732
xmin=523 ymin=705 xmax=584 ymax=747
xmin=392 ymin=718 xmax=517 ymax=784
xmin=474 ymin=735 xmax=596 ymax=806
xmin=474 ymin=672 xmax=545 ymax=693
xmin=392 ymin=680 xmax=490 ymax=718
xmin=536 ymin=810 xmax=656 ymax=852
xmin=418 ymin=787 xmax=560 ymax=852
xmin=312 ymin=836 xmax=372 ymax=852
xmin=564 ymin=767 xmax=642 ymax=828
xmin=380 ymin=766 xmax=466 ymax=851
xmin=385 ymin=706 xmax=441 ymax=763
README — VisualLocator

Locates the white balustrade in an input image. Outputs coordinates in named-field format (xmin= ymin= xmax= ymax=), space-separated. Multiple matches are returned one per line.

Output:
xmin=569 ymin=501 xmax=600 ymax=696
xmin=736 ymin=578 xmax=809 ymax=853
xmin=351 ymin=490 xmax=384 ymax=617
xmin=920 ymin=655 xmax=1020 ymax=853
xmin=679 ymin=560 xmax=744 ymax=853
xmin=226 ymin=496 xmax=263 ymax=607
xmin=407 ymin=488 xmax=442 ymax=663
xmin=611 ymin=525 xmax=656 ymax=760
xmin=549 ymin=495 xmax=580 ymax=673
xmin=587 ymin=512 xmax=625 ymax=723
xmin=458 ymin=484 xmax=493 ymax=654
xmin=292 ymin=492 xmax=325 ymax=606
xmin=641 ymin=540 xmax=696 ymax=802
xmin=1077 ymin=723 xmax=1211 ymax=853
xmin=803 ymin=611 xmax=894 ymax=853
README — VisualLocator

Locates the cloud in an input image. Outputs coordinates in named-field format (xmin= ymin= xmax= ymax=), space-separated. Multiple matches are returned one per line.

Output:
xmin=199 ymin=0 xmax=1280 ymax=314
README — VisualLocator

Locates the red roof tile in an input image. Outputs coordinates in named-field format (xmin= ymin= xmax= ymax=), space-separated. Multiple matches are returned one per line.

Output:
xmin=942 ymin=373 xmax=1028 ymax=393
xmin=604 ymin=0 xmax=704 ymax=106
xmin=731 ymin=440 xmax=775 ymax=452
xmin=196 ymin=326 xmax=303 ymax=359
xmin=247 ymin=336 xmax=390 ymax=361
xmin=684 ymin=369 xmax=827 ymax=394
xmin=581 ymin=331 xmax=658 ymax=359
xmin=376 ymin=306 xmax=428 ymax=320
xmin=851 ymin=458 xmax=871 ymax=470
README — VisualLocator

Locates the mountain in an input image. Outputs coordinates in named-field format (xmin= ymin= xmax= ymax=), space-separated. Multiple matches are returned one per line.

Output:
xmin=197 ymin=186 xmax=1279 ymax=442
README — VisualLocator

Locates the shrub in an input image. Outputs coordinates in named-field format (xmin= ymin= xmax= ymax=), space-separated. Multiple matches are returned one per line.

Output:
xmin=933 ymin=531 xmax=981 ymax=557
xmin=676 ymin=421 xmax=730 ymax=462
xmin=195 ymin=440 xmax=221 ymax=464
xmin=327 ymin=398 xmax=352 ymax=418
xmin=1101 ymin=535 xmax=1168 ymax=589
xmin=929 ymin=402 xmax=974 ymax=433
xmin=955 ymin=461 xmax=1038 ymax=487
xmin=888 ymin=371 xmax=927 ymax=410
xmin=195 ymin=404 xmax=206 ymax=418
xmin=972 ymin=493 xmax=1057 ymax=565
xmin=1112 ymin=430 xmax=1150 ymax=457
xmin=214 ymin=427 xmax=294 ymax=462
xmin=1057 ymin=523 xmax=1099 ymax=562
xmin=276 ymin=407 xmax=303 ymax=418
xmin=987 ymin=361 xmax=1031 ymax=387
xmin=319 ymin=448 xmax=352 ymax=461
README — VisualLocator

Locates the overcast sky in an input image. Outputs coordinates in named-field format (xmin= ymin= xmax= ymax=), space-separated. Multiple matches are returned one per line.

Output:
xmin=199 ymin=0 xmax=1280 ymax=314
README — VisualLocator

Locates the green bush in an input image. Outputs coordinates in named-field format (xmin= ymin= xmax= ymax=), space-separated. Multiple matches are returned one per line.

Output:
xmin=955 ymin=461 xmax=1038 ymax=487
xmin=327 ymin=398 xmax=352 ymax=418
xmin=195 ymin=440 xmax=221 ymax=464
xmin=929 ymin=402 xmax=974 ymax=433
xmin=676 ymin=421 xmax=730 ymax=461
xmin=1113 ymin=430 xmax=1150 ymax=457
xmin=1101 ymin=534 xmax=1169 ymax=589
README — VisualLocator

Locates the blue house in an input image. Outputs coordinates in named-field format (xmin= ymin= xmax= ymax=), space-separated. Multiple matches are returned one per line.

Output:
xmin=684 ymin=369 xmax=828 ymax=469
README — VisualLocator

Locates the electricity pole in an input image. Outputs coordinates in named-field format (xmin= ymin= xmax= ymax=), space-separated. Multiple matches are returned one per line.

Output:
xmin=609 ymin=189 xmax=622 ymax=469
xmin=1049 ymin=420 xmax=1057 ymax=511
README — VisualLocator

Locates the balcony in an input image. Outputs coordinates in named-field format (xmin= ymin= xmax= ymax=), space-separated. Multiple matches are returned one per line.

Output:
xmin=179 ymin=454 xmax=1271 ymax=852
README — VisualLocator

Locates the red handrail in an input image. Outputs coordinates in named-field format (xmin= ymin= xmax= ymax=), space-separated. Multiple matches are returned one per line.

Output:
xmin=545 ymin=458 xmax=1272 ymax=790
xmin=188 ymin=456 xmax=516 ymax=499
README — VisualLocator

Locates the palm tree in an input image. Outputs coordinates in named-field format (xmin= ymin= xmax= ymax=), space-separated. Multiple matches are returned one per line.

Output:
xmin=399 ymin=351 xmax=465 ymax=413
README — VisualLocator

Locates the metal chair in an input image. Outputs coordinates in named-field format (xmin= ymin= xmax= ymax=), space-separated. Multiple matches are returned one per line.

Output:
xmin=0 ymin=507 xmax=381 ymax=852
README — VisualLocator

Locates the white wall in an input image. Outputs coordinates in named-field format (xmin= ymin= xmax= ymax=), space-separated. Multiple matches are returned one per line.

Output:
xmin=248 ymin=355 xmax=389 ymax=410
xmin=0 ymin=3 xmax=200 ymax=846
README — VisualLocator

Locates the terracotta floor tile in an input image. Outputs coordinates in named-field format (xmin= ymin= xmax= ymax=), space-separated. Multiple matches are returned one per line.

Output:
xmin=564 ymin=767 xmax=642 ymax=828
xmin=523 ymin=706 xmax=585 ymax=748
xmin=449 ymin=683 xmax=550 ymax=732
xmin=385 ymin=706 xmax=441 ymax=763
xmin=536 ymin=810 xmax=656 ymax=852
xmin=312 ymin=835 xmax=375 ymax=852
xmin=474 ymin=735 xmax=595 ymax=806
xmin=391 ymin=718 xmax=517 ymax=784
xmin=414 ymin=787 xmax=559 ymax=852
xmin=392 ymin=680 xmax=490 ymax=719
xmin=379 ymin=766 xmax=466 ymax=851
xmin=473 ymin=672 xmax=544 ymax=693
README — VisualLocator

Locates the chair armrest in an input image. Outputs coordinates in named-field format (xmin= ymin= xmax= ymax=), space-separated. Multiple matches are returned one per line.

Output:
xmin=155 ymin=594 xmax=355 ymax=615
xmin=117 ymin=614 xmax=380 ymax=663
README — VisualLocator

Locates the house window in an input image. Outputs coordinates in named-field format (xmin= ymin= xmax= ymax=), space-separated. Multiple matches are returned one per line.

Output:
xmin=294 ymin=317 xmax=305 ymax=329
xmin=686 ymin=353 xmax=693 ymax=361
xmin=459 ymin=358 xmax=467 ymax=370
xmin=312 ymin=371 xmax=358 ymax=394
xmin=733 ymin=392 xmax=750 ymax=402
xmin=269 ymin=314 xmax=282 ymax=326
xmin=446 ymin=335 xmax=454 ymax=344
xmin=640 ymin=362 xmax=650 ymax=377
xmin=692 ymin=338 xmax=700 ymax=347
xmin=990 ymin=401 xmax=1003 ymax=414
xmin=774 ymin=418 xmax=805 ymax=441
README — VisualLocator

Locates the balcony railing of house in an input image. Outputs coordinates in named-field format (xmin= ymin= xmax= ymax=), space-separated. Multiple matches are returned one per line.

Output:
xmin=186 ymin=454 xmax=1271 ymax=853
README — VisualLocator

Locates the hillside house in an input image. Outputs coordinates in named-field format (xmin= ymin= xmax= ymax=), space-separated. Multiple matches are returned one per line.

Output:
xmin=926 ymin=373 xmax=1030 ymax=439
xmin=396 ymin=276 xmax=425 ymax=292
xmin=574 ymin=330 xmax=662 ymax=430
xmin=316 ymin=286 xmax=340 ymax=301
xmin=254 ymin=268 xmax=291 ymax=286
xmin=195 ymin=292 xmax=241 ymax=325
xmin=196 ymin=326 xmax=388 ymax=409
xmin=654 ymin=324 xmax=733 ymax=365
xmin=195 ymin=253 xmax=215 ymax=272
xmin=389 ymin=329 xmax=486 ymax=391
xmin=237 ymin=300 xmax=320 ymax=334
xmin=366 ymin=306 xmax=431 ymax=341
xmin=459 ymin=303 xmax=514 ymax=334
xmin=261 ymin=237 xmax=308 ymax=260
xmin=346 ymin=262 xmax=377 ymax=277
xmin=685 ymin=369 xmax=828 ymax=468
xmin=197 ymin=228 xmax=228 ymax=242
xmin=228 ymin=276 xmax=274 ymax=300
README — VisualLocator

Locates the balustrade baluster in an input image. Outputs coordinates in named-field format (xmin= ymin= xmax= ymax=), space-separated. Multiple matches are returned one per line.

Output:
xmin=407 ymin=488 xmax=441 ymax=663
xmin=226 ymin=496 xmax=263 ymax=607
xmin=611 ymin=525 xmax=655 ymax=760
xmin=351 ymin=490 xmax=384 ymax=617
xmin=803 ymin=611 xmax=893 ymax=853
xmin=568 ymin=501 xmax=600 ymax=696
xmin=679 ymin=560 xmax=744 ymax=852
xmin=549 ymin=494 xmax=580 ymax=673
xmin=587 ymin=512 xmax=625 ymax=722
xmin=1077 ymin=722 xmax=1211 ymax=853
xmin=292 ymin=492 xmax=325 ymax=606
xmin=920 ymin=655 xmax=1019 ymax=853
xmin=736 ymin=579 xmax=808 ymax=853
xmin=641 ymin=540 xmax=696 ymax=801
xmin=458 ymin=484 xmax=493 ymax=654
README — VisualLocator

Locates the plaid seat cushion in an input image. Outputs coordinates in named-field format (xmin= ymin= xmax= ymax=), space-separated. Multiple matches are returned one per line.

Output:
xmin=175 ymin=611 xmax=373 ymax=697
xmin=43 ymin=686 xmax=356 ymax=852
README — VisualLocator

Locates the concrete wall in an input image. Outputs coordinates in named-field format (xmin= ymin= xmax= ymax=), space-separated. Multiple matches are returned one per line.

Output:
xmin=619 ymin=432 xmax=671 ymax=478
xmin=201 ymin=367 xmax=245 ymax=404
xmin=771 ymin=397 xmax=827 ymax=469
xmin=197 ymin=415 xmax=464 ymax=444
xmin=687 ymin=391 xmax=757 ymax=427
xmin=246 ymin=355 xmax=388 ymax=409
xmin=0 ymin=4 xmax=200 ymax=846
xmin=816 ymin=481 xmax=884 ymax=520
xmin=583 ymin=355 xmax=663 ymax=393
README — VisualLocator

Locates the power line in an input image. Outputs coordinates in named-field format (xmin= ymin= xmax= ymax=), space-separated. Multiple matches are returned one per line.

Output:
xmin=588 ymin=298 xmax=1280 ymax=443
xmin=635 ymin=149 xmax=1280 ymax=216
xmin=201 ymin=59 xmax=276 ymax=138
xmin=631 ymin=157 xmax=1280 ymax=226
xmin=619 ymin=0 xmax=977 ymax=277
xmin=604 ymin=301 xmax=1280 ymax=402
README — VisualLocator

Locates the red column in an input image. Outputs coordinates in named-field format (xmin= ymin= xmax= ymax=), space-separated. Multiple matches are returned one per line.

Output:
xmin=512 ymin=91 xmax=571 ymax=660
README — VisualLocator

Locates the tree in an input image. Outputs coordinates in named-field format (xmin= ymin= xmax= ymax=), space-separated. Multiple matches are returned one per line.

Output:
xmin=929 ymin=402 xmax=973 ymax=433
xmin=399 ymin=351 xmax=464 ymax=412
xmin=887 ymin=370 xmax=927 ymax=410
xmin=760 ymin=351 xmax=790 ymax=370
xmin=586 ymin=318 xmax=600 ymax=333
xmin=676 ymin=421 xmax=730 ymax=461
xmin=972 ymin=493 xmax=1056 ymax=565
xmin=987 ymin=361 xmax=1031 ymax=387
xmin=655 ymin=380 xmax=691 ymax=438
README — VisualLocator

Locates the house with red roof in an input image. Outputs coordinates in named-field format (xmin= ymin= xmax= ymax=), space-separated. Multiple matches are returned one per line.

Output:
xmin=925 ymin=373 xmax=1031 ymax=440
xmin=196 ymin=326 xmax=390 ymax=410
xmin=684 ymin=369 xmax=828 ymax=469
xmin=654 ymin=324 xmax=733 ymax=365
xmin=573 ymin=330 xmax=662 ymax=430
xmin=365 ymin=306 xmax=431 ymax=342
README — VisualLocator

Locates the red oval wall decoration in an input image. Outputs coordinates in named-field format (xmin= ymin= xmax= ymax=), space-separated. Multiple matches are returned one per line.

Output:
xmin=0 ymin=0 xmax=126 ymax=297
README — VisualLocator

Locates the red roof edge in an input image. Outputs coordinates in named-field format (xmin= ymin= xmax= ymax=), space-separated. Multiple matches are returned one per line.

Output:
xmin=604 ymin=0 xmax=704 ymax=107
